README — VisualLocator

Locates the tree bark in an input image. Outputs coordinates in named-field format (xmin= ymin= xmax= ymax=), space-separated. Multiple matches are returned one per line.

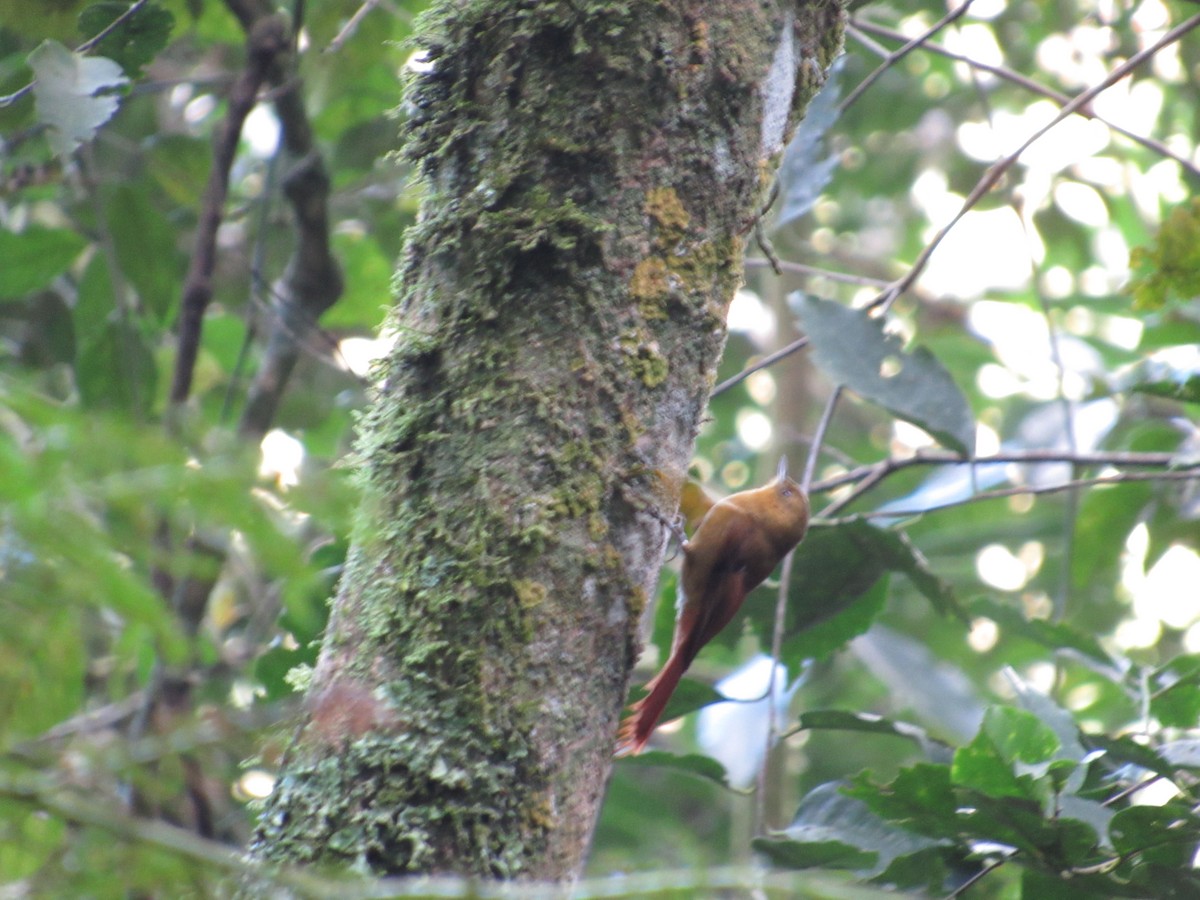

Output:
xmin=250 ymin=0 xmax=844 ymax=881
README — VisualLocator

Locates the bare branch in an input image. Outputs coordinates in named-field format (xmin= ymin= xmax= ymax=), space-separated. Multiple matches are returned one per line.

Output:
xmin=170 ymin=15 xmax=289 ymax=409
xmin=866 ymin=12 xmax=1200 ymax=314
xmin=816 ymin=448 xmax=1189 ymax=516
xmin=850 ymin=20 xmax=1200 ymax=179
xmin=833 ymin=468 xmax=1200 ymax=522
xmin=712 ymin=336 xmax=809 ymax=398
xmin=840 ymin=0 xmax=976 ymax=113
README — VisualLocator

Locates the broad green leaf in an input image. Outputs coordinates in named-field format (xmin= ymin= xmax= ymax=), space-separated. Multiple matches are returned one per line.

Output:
xmin=1114 ymin=349 xmax=1200 ymax=405
xmin=29 ymin=40 xmax=127 ymax=156
xmin=980 ymin=705 xmax=1061 ymax=765
xmin=952 ymin=741 xmax=1034 ymax=801
xmin=754 ymin=836 xmax=878 ymax=871
xmin=1085 ymin=734 xmax=1182 ymax=784
xmin=970 ymin=598 xmax=1123 ymax=674
xmin=323 ymin=231 xmax=390 ymax=329
xmin=780 ymin=575 xmax=887 ymax=669
xmin=0 ymin=605 xmax=85 ymax=738
xmin=952 ymin=707 xmax=1057 ymax=800
xmin=624 ymin=676 xmax=725 ymax=725
xmin=793 ymin=709 xmax=944 ymax=759
xmin=104 ymin=183 xmax=182 ymax=324
xmin=1110 ymin=803 xmax=1200 ymax=860
xmin=792 ymin=294 xmax=975 ymax=454
xmin=744 ymin=518 xmax=965 ymax=670
xmin=147 ymin=133 xmax=211 ymax=206
xmin=0 ymin=800 xmax=67 ymax=882
xmin=775 ymin=781 xmax=942 ymax=876
xmin=1160 ymin=739 xmax=1200 ymax=768
xmin=615 ymin=751 xmax=729 ymax=788
xmin=1005 ymin=667 xmax=1088 ymax=791
xmin=851 ymin=626 xmax=983 ymax=745
xmin=872 ymin=846 xmax=949 ymax=893
xmin=1150 ymin=654 xmax=1200 ymax=729
xmin=0 ymin=226 xmax=87 ymax=299
xmin=74 ymin=252 xmax=116 ymax=337
xmin=76 ymin=318 xmax=156 ymax=413
xmin=1057 ymin=795 xmax=1114 ymax=850
xmin=78 ymin=1 xmax=175 ymax=76
xmin=958 ymin=793 xmax=1099 ymax=865
xmin=845 ymin=765 xmax=959 ymax=840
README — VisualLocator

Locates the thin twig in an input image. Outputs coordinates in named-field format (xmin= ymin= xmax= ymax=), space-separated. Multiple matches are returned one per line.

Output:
xmin=850 ymin=20 xmax=1200 ymax=179
xmin=802 ymin=387 xmax=840 ymax=494
xmin=839 ymin=0 xmax=976 ymax=113
xmin=815 ymin=448 xmax=1183 ymax=494
xmin=170 ymin=15 xmax=289 ymax=408
xmin=712 ymin=337 xmax=809 ymax=398
xmin=744 ymin=256 xmax=890 ymax=288
xmin=326 ymin=0 xmax=382 ymax=53
xmin=866 ymin=12 xmax=1200 ymax=314
xmin=756 ymin=389 xmax=841 ymax=834
xmin=78 ymin=0 xmax=153 ymax=54
xmin=839 ymin=468 xmax=1200 ymax=522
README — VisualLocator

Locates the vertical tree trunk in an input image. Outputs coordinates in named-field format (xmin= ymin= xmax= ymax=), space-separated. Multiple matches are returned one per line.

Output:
xmin=251 ymin=0 xmax=844 ymax=880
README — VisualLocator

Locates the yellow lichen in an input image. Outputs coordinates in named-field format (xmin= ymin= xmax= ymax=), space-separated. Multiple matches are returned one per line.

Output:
xmin=645 ymin=186 xmax=689 ymax=235
xmin=513 ymin=579 xmax=548 ymax=608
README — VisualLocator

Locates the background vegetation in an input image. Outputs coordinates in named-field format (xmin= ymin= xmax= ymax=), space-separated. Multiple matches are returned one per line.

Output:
xmin=1 ymin=0 xmax=1199 ymax=895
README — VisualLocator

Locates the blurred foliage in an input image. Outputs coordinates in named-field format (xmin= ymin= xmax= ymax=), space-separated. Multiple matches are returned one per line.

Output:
xmin=1 ymin=0 xmax=1199 ymax=897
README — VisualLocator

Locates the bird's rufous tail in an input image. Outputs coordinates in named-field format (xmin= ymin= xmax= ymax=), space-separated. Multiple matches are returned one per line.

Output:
xmin=616 ymin=651 xmax=688 ymax=755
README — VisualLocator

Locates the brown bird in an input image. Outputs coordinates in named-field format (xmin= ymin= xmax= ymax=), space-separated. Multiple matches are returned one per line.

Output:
xmin=618 ymin=457 xmax=810 ymax=754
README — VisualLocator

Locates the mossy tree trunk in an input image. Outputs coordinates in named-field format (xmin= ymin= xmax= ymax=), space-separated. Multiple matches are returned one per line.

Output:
xmin=250 ymin=0 xmax=844 ymax=881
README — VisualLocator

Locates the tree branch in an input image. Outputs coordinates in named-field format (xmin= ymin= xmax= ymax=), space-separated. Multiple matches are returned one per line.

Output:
xmin=169 ymin=15 xmax=289 ymax=409
xmin=849 ymin=19 xmax=1200 ymax=180
xmin=837 ymin=467 xmax=1200 ymax=522
xmin=866 ymin=12 xmax=1200 ymax=314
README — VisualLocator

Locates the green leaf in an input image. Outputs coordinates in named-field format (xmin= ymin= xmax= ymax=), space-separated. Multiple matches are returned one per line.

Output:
xmin=776 ymin=781 xmax=943 ymax=876
xmin=625 ymin=677 xmax=726 ymax=724
xmin=1085 ymin=734 xmax=1185 ymax=785
xmin=1110 ymin=803 xmax=1200 ymax=861
xmin=76 ymin=318 xmax=157 ymax=413
xmin=0 ymin=227 xmax=87 ymax=300
xmin=104 ymin=183 xmax=182 ymax=324
xmin=1150 ymin=654 xmax=1200 ymax=729
xmin=744 ymin=518 xmax=966 ymax=670
xmin=853 ymin=626 xmax=984 ymax=745
xmin=754 ymin=836 xmax=878 ymax=871
xmin=970 ymin=598 xmax=1123 ymax=675
xmin=1005 ymin=667 xmax=1089 ymax=790
xmin=1159 ymin=739 xmax=1200 ymax=769
xmin=793 ymin=294 xmax=975 ymax=454
xmin=1057 ymin=795 xmax=1114 ymax=850
xmin=322 ymin=231 xmax=392 ymax=330
xmin=1127 ymin=197 xmax=1200 ymax=311
xmin=794 ymin=709 xmax=946 ymax=760
xmin=1114 ymin=350 xmax=1200 ymax=405
xmin=781 ymin=574 xmax=887 ymax=668
xmin=952 ymin=707 xmax=1058 ymax=800
xmin=959 ymin=793 xmax=1099 ymax=865
xmin=980 ymin=705 xmax=1061 ymax=765
xmin=77 ymin=1 xmax=175 ymax=76
xmin=29 ymin=40 xmax=127 ymax=156
xmin=846 ymin=765 xmax=960 ymax=841
xmin=146 ymin=133 xmax=211 ymax=207
xmin=615 ymin=750 xmax=729 ymax=788
xmin=872 ymin=846 xmax=950 ymax=893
